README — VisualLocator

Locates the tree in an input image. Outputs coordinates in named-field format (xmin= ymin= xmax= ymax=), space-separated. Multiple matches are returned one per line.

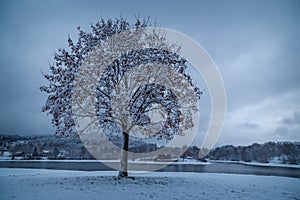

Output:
xmin=41 ymin=17 xmax=201 ymax=177
xmin=32 ymin=146 xmax=38 ymax=159
xmin=52 ymin=146 xmax=59 ymax=159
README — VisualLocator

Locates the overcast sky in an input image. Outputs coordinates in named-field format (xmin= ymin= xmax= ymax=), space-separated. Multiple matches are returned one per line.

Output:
xmin=0 ymin=0 xmax=299 ymax=147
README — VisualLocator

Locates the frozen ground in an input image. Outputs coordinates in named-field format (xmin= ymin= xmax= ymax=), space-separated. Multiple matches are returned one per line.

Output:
xmin=0 ymin=168 xmax=299 ymax=200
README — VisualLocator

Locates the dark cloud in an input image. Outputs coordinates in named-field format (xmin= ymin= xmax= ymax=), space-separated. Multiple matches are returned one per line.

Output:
xmin=282 ymin=112 xmax=300 ymax=125
xmin=274 ymin=126 xmax=289 ymax=137
xmin=241 ymin=122 xmax=259 ymax=130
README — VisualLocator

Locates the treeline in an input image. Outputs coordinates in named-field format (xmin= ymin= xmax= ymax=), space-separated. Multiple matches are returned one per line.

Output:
xmin=0 ymin=134 xmax=205 ymax=161
xmin=1 ymin=135 xmax=94 ymax=160
xmin=0 ymin=134 xmax=158 ymax=160
xmin=208 ymin=142 xmax=300 ymax=164
xmin=1 ymin=135 xmax=299 ymax=164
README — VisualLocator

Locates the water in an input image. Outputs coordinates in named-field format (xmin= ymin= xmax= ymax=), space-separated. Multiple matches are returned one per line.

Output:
xmin=0 ymin=161 xmax=299 ymax=178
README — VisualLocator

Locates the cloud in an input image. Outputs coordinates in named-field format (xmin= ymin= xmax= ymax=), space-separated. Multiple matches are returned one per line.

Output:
xmin=273 ymin=111 xmax=300 ymax=139
xmin=274 ymin=126 xmax=289 ymax=137
xmin=0 ymin=0 xmax=300 ymax=149
xmin=282 ymin=111 xmax=300 ymax=125
xmin=218 ymin=30 xmax=300 ymax=111
xmin=218 ymin=90 xmax=300 ymax=146
xmin=241 ymin=122 xmax=259 ymax=130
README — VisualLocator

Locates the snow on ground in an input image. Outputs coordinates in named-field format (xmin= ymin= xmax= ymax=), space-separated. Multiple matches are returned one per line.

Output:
xmin=0 ymin=168 xmax=299 ymax=200
xmin=209 ymin=160 xmax=300 ymax=168
xmin=241 ymin=161 xmax=300 ymax=168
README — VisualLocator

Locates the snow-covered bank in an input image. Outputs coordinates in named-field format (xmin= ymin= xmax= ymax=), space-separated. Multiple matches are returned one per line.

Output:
xmin=209 ymin=160 xmax=300 ymax=169
xmin=0 ymin=168 xmax=299 ymax=200
xmin=0 ymin=159 xmax=210 ymax=165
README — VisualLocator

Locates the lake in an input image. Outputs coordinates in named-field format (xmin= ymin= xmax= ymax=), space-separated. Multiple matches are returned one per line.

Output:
xmin=0 ymin=160 xmax=299 ymax=178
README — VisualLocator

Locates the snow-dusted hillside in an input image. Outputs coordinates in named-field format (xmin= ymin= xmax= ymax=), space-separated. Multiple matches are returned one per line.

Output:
xmin=0 ymin=169 xmax=299 ymax=200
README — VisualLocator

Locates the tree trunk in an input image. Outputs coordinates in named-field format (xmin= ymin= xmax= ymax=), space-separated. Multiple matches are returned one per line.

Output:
xmin=118 ymin=131 xmax=129 ymax=178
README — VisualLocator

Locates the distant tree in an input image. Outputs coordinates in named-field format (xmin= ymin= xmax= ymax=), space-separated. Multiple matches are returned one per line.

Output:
xmin=241 ymin=147 xmax=249 ymax=162
xmin=281 ymin=142 xmax=300 ymax=164
xmin=40 ymin=17 xmax=201 ymax=177
xmin=32 ymin=147 xmax=38 ymax=159
xmin=198 ymin=147 xmax=210 ymax=161
xmin=52 ymin=146 xmax=59 ymax=159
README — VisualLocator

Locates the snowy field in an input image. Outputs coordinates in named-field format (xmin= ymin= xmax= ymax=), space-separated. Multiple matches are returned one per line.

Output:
xmin=0 ymin=168 xmax=299 ymax=200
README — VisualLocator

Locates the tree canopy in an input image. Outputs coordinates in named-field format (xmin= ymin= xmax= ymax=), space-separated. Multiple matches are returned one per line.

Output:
xmin=40 ymin=17 xmax=202 ymax=177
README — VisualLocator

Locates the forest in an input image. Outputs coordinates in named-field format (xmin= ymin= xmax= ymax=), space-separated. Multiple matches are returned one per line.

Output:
xmin=1 ymin=134 xmax=299 ymax=164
